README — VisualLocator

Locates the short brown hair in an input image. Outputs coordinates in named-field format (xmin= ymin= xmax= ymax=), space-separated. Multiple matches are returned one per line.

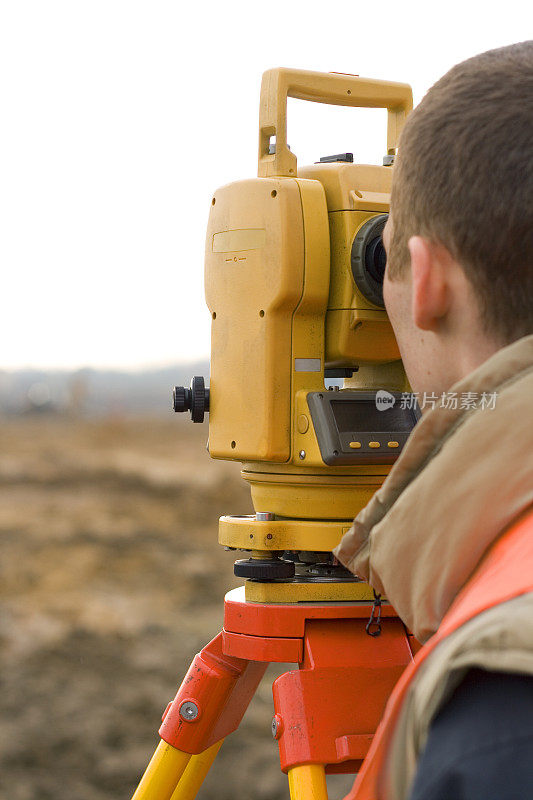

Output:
xmin=388 ymin=41 xmax=533 ymax=343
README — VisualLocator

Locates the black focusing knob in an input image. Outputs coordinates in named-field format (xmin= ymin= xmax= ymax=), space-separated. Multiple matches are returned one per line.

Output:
xmin=172 ymin=385 xmax=189 ymax=413
xmin=172 ymin=376 xmax=210 ymax=423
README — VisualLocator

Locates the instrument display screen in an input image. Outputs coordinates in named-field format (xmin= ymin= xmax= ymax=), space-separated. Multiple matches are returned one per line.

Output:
xmin=307 ymin=390 xmax=420 ymax=466
xmin=331 ymin=399 xmax=414 ymax=434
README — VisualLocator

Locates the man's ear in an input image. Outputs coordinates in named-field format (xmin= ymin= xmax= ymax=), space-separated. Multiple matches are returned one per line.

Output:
xmin=408 ymin=236 xmax=450 ymax=331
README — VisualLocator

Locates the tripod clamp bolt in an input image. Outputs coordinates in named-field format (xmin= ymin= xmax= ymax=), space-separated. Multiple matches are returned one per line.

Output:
xmin=271 ymin=714 xmax=283 ymax=740
xmin=179 ymin=700 xmax=200 ymax=722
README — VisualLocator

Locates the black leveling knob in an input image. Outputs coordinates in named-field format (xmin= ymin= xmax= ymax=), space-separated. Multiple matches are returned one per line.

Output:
xmin=172 ymin=376 xmax=210 ymax=423
xmin=234 ymin=558 xmax=296 ymax=580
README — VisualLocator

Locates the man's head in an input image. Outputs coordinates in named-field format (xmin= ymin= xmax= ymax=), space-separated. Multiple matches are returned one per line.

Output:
xmin=383 ymin=41 xmax=533 ymax=400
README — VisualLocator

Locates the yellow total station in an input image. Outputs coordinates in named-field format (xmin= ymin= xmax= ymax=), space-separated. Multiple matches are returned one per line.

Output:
xmin=174 ymin=69 xmax=415 ymax=601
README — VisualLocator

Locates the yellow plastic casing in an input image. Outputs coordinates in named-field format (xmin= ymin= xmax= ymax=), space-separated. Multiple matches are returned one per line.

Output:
xmin=254 ymin=68 xmax=411 ymax=368
xmin=298 ymin=162 xmax=400 ymax=366
xmin=205 ymin=176 xmax=329 ymax=464
xmin=206 ymin=164 xmax=401 ymax=524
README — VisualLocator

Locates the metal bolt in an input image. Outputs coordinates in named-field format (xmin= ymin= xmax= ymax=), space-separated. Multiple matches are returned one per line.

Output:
xmin=299 ymin=450 xmax=306 ymax=460
xmin=179 ymin=701 xmax=200 ymax=721
xmin=256 ymin=512 xmax=275 ymax=521
xmin=271 ymin=714 xmax=283 ymax=739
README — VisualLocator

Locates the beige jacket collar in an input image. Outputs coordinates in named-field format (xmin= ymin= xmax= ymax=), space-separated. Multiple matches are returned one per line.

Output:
xmin=334 ymin=335 xmax=533 ymax=642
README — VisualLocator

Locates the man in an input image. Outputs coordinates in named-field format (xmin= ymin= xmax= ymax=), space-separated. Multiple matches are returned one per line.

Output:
xmin=334 ymin=41 xmax=533 ymax=800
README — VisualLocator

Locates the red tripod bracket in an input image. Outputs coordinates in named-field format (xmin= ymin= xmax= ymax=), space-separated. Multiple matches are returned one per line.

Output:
xmin=159 ymin=589 xmax=414 ymax=770
xmin=272 ymin=618 xmax=412 ymax=773
xmin=159 ymin=632 xmax=267 ymax=753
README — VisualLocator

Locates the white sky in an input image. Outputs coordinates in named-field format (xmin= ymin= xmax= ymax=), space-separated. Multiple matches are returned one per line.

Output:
xmin=1 ymin=1 xmax=531 ymax=370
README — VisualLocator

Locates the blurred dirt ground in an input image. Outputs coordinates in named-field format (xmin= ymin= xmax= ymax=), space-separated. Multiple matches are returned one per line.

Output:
xmin=0 ymin=416 xmax=273 ymax=799
xmin=0 ymin=415 xmax=354 ymax=800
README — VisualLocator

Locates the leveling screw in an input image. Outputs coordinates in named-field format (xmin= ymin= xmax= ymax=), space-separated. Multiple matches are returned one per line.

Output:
xmin=179 ymin=701 xmax=200 ymax=721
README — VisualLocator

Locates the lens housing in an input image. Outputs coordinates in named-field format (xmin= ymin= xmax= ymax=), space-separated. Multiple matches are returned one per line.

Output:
xmin=351 ymin=213 xmax=388 ymax=307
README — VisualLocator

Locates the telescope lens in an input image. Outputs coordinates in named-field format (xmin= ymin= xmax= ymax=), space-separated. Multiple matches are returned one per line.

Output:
xmin=365 ymin=235 xmax=387 ymax=285
xmin=351 ymin=213 xmax=388 ymax=307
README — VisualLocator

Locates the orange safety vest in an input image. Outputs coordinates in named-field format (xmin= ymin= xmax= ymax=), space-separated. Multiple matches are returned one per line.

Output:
xmin=346 ymin=507 xmax=533 ymax=800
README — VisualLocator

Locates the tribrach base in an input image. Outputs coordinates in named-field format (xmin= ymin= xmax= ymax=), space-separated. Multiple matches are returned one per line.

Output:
xmin=132 ymin=587 xmax=416 ymax=800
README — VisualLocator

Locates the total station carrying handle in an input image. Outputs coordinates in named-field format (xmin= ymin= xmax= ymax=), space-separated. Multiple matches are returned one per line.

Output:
xmin=258 ymin=68 xmax=413 ymax=178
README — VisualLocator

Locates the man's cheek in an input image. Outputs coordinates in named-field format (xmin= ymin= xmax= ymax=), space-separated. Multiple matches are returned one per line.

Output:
xmin=383 ymin=274 xmax=395 ymax=324
xmin=384 ymin=276 xmax=413 ymax=364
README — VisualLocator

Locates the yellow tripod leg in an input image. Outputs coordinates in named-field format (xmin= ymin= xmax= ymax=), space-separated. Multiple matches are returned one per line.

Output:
xmin=288 ymin=764 xmax=329 ymax=800
xmin=170 ymin=740 xmax=224 ymax=800
xmin=132 ymin=740 xmax=191 ymax=800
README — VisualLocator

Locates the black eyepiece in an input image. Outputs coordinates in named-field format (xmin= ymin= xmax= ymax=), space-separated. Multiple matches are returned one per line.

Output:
xmin=351 ymin=213 xmax=388 ymax=307
xmin=364 ymin=235 xmax=387 ymax=285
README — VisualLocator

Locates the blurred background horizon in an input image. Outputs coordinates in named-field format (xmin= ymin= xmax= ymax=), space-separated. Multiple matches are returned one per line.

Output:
xmin=0 ymin=360 xmax=209 ymax=417
xmin=1 ymin=3 xmax=532 ymax=799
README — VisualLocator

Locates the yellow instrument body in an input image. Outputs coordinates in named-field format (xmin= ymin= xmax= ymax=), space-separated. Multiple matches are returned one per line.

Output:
xmin=205 ymin=69 xmax=413 ymax=590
